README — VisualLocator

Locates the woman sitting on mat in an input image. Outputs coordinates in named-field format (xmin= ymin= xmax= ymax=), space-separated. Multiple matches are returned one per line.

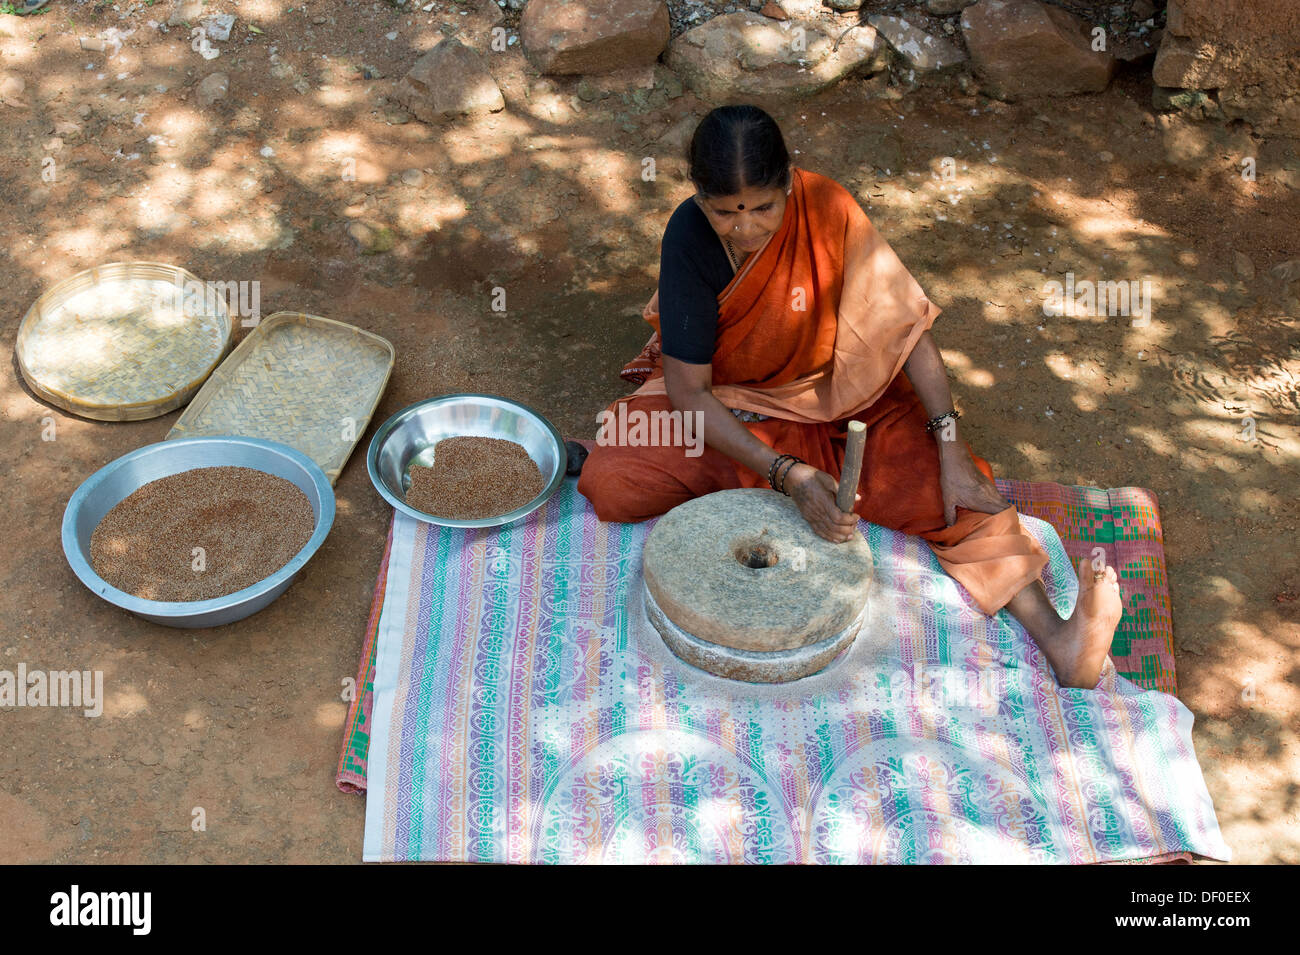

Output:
xmin=577 ymin=104 xmax=1122 ymax=690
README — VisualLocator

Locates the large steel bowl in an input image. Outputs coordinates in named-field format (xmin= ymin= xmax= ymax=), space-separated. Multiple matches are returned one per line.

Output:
xmin=367 ymin=394 xmax=566 ymax=528
xmin=62 ymin=436 xmax=335 ymax=628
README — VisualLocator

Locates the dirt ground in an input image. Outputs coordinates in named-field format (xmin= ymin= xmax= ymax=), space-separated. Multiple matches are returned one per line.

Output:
xmin=0 ymin=1 xmax=1296 ymax=864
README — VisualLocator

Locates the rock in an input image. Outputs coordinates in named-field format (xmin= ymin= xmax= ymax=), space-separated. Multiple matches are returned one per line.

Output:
xmin=0 ymin=74 xmax=24 ymax=99
xmin=927 ymin=0 xmax=976 ymax=12
xmin=393 ymin=37 xmax=505 ymax=123
xmin=1152 ymin=37 xmax=1231 ymax=90
xmin=195 ymin=71 xmax=229 ymax=108
xmin=565 ymin=440 xmax=589 ymax=477
xmin=347 ymin=220 xmax=397 ymax=254
xmin=1233 ymin=251 xmax=1255 ymax=279
xmin=759 ymin=1 xmax=788 ymax=20
xmin=1111 ymin=27 xmax=1163 ymax=64
xmin=1270 ymin=259 xmax=1300 ymax=284
xmin=1132 ymin=0 xmax=1157 ymax=17
xmin=960 ymin=0 xmax=1116 ymax=100
xmin=469 ymin=0 xmax=506 ymax=25
xmin=826 ymin=0 xmax=863 ymax=9
xmin=666 ymin=12 xmax=886 ymax=101
xmin=167 ymin=0 xmax=204 ymax=27
xmin=777 ymin=0 xmax=823 ymax=17
xmin=1152 ymin=0 xmax=1300 ymax=134
xmin=1278 ymin=155 xmax=1300 ymax=192
xmin=521 ymin=0 xmax=670 ymax=75
xmin=204 ymin=13 xmax=236 ymax=42
xmin=401 ymin=168 xmax=424 ymax=186
xmin=867 ymin=14 xmax=967 ymax=71
xmin=1152 ymin=85 xmax=1222 ymax=119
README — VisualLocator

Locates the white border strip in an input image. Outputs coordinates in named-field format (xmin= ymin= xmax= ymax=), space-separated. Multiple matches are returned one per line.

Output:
xmin=362 ymin=511 xmax=419 ymax=862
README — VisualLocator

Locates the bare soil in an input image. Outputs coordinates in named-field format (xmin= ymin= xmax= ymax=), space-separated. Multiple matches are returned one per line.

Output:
xmin=0 ymin=1 xmax=1296 ymax=864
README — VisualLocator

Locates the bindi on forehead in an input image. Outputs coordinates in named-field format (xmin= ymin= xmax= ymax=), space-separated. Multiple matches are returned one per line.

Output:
xmin=696 ymin=191 xmax=780 ymax=215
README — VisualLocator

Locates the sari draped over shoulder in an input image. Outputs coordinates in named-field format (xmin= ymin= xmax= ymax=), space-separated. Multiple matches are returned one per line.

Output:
xmin=617 ymin=166 xmax=940 ymax=423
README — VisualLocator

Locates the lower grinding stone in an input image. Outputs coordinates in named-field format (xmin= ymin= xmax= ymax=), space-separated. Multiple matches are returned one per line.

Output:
xmin=645 ymin=581 xmax=869 ymax=683
xmin=642 ymin=488 xmax=873 ymax=682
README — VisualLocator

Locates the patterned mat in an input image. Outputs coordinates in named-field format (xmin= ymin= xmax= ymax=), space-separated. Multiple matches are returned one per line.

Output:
xmin=997 ymin=480 xmax=1176 ymax=694
xmin=346 ymin=479 xmax=1227 ymax=864
xmin=336 ymin=478 xmax=1178 ymax=794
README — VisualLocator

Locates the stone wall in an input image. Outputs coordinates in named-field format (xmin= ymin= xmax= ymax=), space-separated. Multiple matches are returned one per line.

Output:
xmin=1153 ymin=0 xmax=1300 ymax=133
xmin=393 ymin=1 xmax=1300 ymax=138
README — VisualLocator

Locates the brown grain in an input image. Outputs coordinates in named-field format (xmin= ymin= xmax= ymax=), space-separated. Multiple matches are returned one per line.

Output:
xmin=404 ymin=436 xmax=544 ymax=520
xmin=89 ymin=466 xmax=315 ymax=602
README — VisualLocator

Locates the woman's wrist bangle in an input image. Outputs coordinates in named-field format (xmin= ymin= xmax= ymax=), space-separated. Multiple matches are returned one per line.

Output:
xmin=768 ymin=453 xmax=796 ymax=491
xmin=925 ymin=410 xmax=961 ymax=435
xmin=776 ymin=456 xmax=803 ymax=495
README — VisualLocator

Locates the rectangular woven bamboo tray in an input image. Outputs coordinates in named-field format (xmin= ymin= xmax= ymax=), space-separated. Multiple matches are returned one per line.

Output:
xmin=166 ymin=312 xmax=395 ymax=485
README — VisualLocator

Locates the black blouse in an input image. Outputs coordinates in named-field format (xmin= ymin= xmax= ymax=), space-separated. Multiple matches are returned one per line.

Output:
xmin=656 ymin=197 xmax=736 ymax=365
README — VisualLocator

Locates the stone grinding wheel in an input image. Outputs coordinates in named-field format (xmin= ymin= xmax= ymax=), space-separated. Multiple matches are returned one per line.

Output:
xmin=642 ymin=488 xmax=873 ymax=683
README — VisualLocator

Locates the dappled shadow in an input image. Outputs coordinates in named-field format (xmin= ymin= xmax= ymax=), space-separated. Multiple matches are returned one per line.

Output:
xmin=0 ymin=0 xmax=1295 ymax=861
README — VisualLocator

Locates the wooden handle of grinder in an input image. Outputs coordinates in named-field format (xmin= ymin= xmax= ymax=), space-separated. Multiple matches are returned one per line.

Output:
xmin=836 ymin=420 xmax=867 ymax=513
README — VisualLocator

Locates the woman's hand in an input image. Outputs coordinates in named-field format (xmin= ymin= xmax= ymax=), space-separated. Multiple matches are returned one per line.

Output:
xmin=937 ymin=445 xmax=1009 ymax=526
xmin=785 ymin=463 xmax=860 ymax=543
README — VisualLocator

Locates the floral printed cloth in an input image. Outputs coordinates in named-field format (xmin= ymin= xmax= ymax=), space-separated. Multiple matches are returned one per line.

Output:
xmin=358 ymin=479 xmax=1229 ymax=864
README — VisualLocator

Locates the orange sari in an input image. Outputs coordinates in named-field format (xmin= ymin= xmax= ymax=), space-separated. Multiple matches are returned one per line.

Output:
xmin=578 ymin=166 xmax=1047 ymax=615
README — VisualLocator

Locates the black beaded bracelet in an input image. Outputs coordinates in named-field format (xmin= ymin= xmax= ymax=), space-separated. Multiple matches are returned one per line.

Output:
xmin=925 ymin=410 xmax=961 ymax=434
xmin=768 ymin=453 xmax=791 ymax=491
xmin=768 ymin=453 xmax=798 ymax=492
xmin=776 ymin=455 xmax=803 ymax=495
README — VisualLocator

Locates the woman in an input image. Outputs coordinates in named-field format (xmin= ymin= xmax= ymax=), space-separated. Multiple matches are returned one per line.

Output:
xmin=578 ymin=105 xmax=1120 ymax=690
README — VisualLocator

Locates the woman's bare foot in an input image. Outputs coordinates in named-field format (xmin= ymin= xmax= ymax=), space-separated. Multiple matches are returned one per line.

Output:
xmin=1005 ymin=560 xmax=1124 ymax=689
xmin=1045 ymin=558 xmax=1123 ymax=688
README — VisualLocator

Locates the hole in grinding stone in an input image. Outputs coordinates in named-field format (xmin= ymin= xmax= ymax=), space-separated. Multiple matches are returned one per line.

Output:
xmin=732 ymin=537 xmax=779 ymax=569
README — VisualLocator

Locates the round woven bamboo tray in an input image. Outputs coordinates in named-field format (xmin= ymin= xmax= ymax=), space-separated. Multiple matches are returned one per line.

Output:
xmin=15 ymin=262 xmax=234 ymax=421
